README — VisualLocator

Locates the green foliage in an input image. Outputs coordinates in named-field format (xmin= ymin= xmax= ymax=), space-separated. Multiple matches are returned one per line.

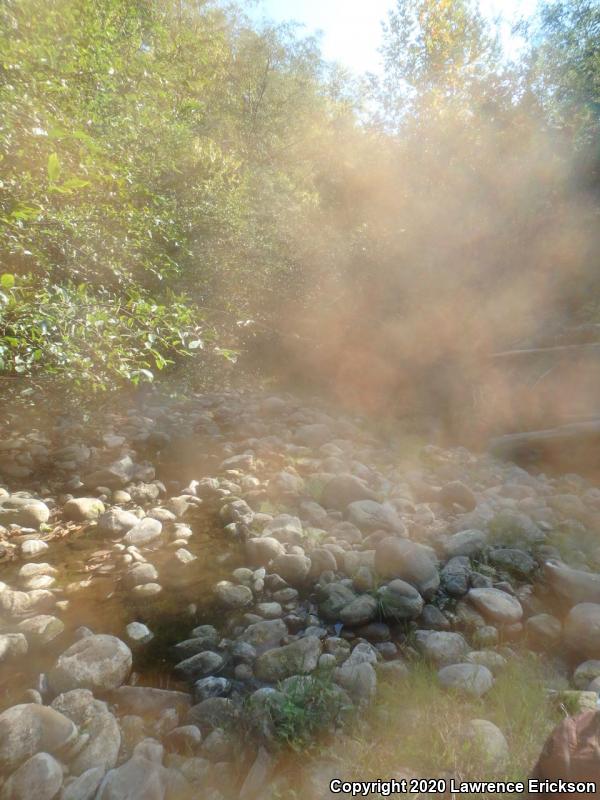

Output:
xmin=273 ymin=674 xmax=348 ymax=751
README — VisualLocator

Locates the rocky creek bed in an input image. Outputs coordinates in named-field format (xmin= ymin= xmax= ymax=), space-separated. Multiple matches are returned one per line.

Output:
xmin=1 ymin=390 xmax=600 ymax=798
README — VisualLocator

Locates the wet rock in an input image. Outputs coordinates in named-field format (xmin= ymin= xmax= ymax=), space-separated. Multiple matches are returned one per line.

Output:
xmin=255 ymin=637 xmax=322 ymax=682
xmin=110 ymin=687 xmax=191 ymax=718
xmin=377 ymin=580 xmax=423 ymax=620
xmin=125 ymin=622 xmax=153 ymax=646
xmin=467 ymin=588 xmax=523 ymax=624
xmin=0 ymin=587 xmax=56 ymax=618
xmin=214 ymin=581 xmax=253 ymax=609
xmin=0 ymin=633 xmax=28 ymax=662
xmin=189 ymin=625 xmax=219 ymax=649
xmin=83 ymin=457 xmax=135 ymax=490
xmin=20 ymin=539 xmax=48 ymax=558
xmin=174 ymin=651 xmax=225 ymax=682
xmin=437 ymin=663 xmax=493 ymax=697
xmin=0 ymin=496 xmax=50 ymax=528
xmin=1 ymin=752 xmax=63 ymax=800
xmin=97 ymin=509 xmax=139 ymax=536
xmin=63 ymin=498 xmax=105 ymax=522
xmin=124 ymin=562 xmax=159 ymax=588
xmin=374 ymin=538 xmax=439 ymax=597
xmin=240 ymin=619 xmax=288 ymax=653
xmin=51 ymin=689 xmax=120 ymax=776
xmin=194 ymin=677 xmax=231 ymax=702
xmin=185 ymin=697 xmax=237 ymax=732
xmin=131 ymin=582 xmax=162 ymax=598
xmin=245 ymin=537 xmax=284 ymax=567
xmin=0 ymin=703 xmax=78 ymax=771
xmin=49 ymin=635 xmax=132 ymax=693
xmin=17 ymin=615 xmax=65 ymax=645
xmin=564 ymin=603 xmax=600 ymax=658
xmin=123 ymin=518 xmax=162 ymax=547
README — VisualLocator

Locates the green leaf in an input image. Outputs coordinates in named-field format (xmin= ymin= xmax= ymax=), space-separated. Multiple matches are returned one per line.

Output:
xmin=47 ymin=153 xmax=61 ymax=182
xmin=0 ymin=274 xmax=15 ymax=289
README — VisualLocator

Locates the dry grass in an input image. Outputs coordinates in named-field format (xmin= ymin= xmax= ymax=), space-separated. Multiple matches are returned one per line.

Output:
xmin=323 ymin=654 xmax=563 ymax=799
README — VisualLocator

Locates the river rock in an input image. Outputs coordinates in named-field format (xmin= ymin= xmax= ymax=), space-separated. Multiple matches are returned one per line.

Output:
xmin=544 ymin=560 xmax=600 ymax=606
xmin=51 ymin=689 xmax=120 ymax=775
xmin=0 ymin=703 xmax=78 ymax=771
xmin=0 ymin=633 xmax=28 ymax=662
xmin=339 ymin=595 xmax=378 ymax=627
xmin=318 ymin=583 xmax=357 ymax=621
xmin=245 ymin=537 xmax=285 ymax=567
xmin=49 ymin=635 xmax=132 ymax=693
xmin=239 ymin=619 xmax=287 ymax=652
xmin=63 ymin=498 xmax=105 ymax=522
xmin=564 ymin=603 xmax=600 ymax=658
xmin=377 ymin=580 xmax=424 ymax=620
xmin=271 ymin=553 xmax=311 ymax=585
xmin=174 ymin=651 xmax=224 ymax=682
xmin=17 ymin=615 xmax=65 ymax=645
xmin=443 ymin=529 xmax=487 ymax=558
xmin=214 ymin=581 xmax=253 ymax=608
xmin=62 ymin=767 xmax=105 ymax=800
xmin=123 ymin=518 xmax=162 ymax=547
xmin=320 ymin=475 xmax=377 ymax=510
xmin=97 ymin=509 xmax=139 ymax=536
xmin=1 ymin=752 xmax=63 ymax=800
xmin=374 ymin=538 xmax=439 ymax=597
xmin=573 ymin=660 xmax=600 ymax=690
xmin=437 ymin=663 xmax=493 ymax=697
xmin=467 ymin=588 xmax=523 ymax=624
xmin=346 ymin=501 xmax=404 ymax=533
xmin=255 ymin=637 xmax=322 ymax=682
xmin=0 ymin=496 xmax=50 ymax=528
xmin=462 ymin=719 xmax=508 ymax=769
xmin=414 ymin=630 xmax=469 ymax=666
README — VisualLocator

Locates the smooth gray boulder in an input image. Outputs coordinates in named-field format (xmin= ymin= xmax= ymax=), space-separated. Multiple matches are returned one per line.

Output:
xmin=443 ymin=529 xmax=487 ymax=558
xmin=123 ymin=518 xmax=162 ymax=547
xmin=63 ymin=498 xmax=105 ymax=522
xmin=339 ymin=595 xmax=378 ymax=627
xmin=414 ymin=630 xmax=469 ymax=666
xmin=438 ymin=663 xmax=494 ymax=697
xmin=0 ymin=704 xmax=78 ymax=771
xmin=97 ymin=509 xmax=139 ymax=536
xmin=377 ymin=580 xmax=424 ymax=620
xmin=320 ymin=475 xmax=377 ymax=511
xmin=467 ymin=588 xmax=523 ymax=624
xmin=375 ymin=538 xmax=439 ymax=597
xmin=51 ymin=689 xmax=120 ymax=776
xmin=1 ymin=752 xmax=63 ymax=800
xmin=49 ymin=635 xmax=132 ymax=693
xmin=0 ymin=496 xmax=50 ymax=528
